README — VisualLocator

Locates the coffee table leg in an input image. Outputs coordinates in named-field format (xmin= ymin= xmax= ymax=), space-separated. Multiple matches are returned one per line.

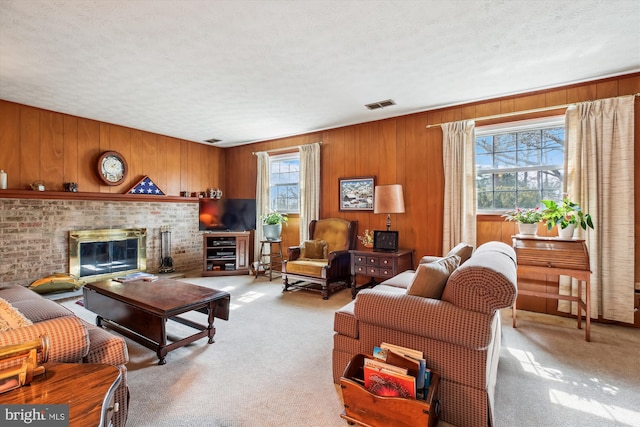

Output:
xmin=207 ymin=302 xmax=215 ymax=344
xmin=157 ymin=319 xmax=168 ymax=365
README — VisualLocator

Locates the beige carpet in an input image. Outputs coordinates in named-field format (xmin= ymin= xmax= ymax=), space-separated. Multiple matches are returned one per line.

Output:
xmin=62 ymin=276 xmax=640 ymax=427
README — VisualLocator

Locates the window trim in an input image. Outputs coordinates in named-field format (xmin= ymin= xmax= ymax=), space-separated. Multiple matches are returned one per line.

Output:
xmin=268 ymin=151 xmax=300 ymax=215
xmin=475 ymin=115 xmax=565 ymax=214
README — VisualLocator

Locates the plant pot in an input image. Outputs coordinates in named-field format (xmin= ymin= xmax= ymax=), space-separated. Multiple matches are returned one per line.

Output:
xmin=263 ymin=223 xmax=282 ymax=241
xmin=557 ymin=223 xmax=576 ymax=239
xmin=518 ymin=223 xmax=538 ymax=236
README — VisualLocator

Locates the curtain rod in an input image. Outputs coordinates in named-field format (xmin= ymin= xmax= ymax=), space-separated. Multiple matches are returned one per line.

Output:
xmin=252 ymin=141 xmax=322 ymax=156
xmin=425 ymin=93 xmax=640 ymax=129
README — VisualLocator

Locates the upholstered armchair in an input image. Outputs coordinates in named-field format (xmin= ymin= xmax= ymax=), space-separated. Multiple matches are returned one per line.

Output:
xmin=282 ymin=218 xmax=357 ymax=299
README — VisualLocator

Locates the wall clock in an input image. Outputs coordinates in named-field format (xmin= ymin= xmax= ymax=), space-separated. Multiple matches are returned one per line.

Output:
xmin=97 ymin=151 xmax=128 ymax=186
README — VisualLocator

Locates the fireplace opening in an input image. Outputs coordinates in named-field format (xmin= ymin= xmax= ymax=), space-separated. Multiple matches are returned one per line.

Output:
xmin=70 ymin=229 xmax=147 ymax=283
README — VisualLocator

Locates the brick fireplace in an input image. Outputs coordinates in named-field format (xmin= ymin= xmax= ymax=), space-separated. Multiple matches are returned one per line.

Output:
xmin=69 ymin=228 xmax=147 ymax=283
xmin=0 ymin=198 xmax=202 ymax=287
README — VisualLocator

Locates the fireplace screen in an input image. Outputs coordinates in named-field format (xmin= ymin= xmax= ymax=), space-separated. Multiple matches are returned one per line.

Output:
xmin=69 ymin=229 xmax=147 ymax=282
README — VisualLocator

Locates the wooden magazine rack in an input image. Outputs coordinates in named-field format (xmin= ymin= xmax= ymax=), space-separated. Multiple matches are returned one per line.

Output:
xmin=340 ymin=353 xmax=440 ymax=427
xmin=0 ymin=335 xmax=50 ymax=394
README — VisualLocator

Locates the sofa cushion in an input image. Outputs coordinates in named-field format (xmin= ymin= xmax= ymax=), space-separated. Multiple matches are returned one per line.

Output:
xmin=0 ymin=285 xmax=44 ymax=303
xmin=378 ymin=271 xmax=415 ymax=289
xmin=299 ymin=239 xmax=328 ymax=260
xmin=419 ymin=243 xmax=474 ymax=265
xmin=11 ymin=299 xmax=74 ymax=323
xmin=0 ymin=298 xmax=33 ymax=331
xmin=407 ymin=255 xmax=460 ymax=299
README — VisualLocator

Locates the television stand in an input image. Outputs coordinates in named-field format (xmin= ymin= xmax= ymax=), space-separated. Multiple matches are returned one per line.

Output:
xmin=202 ymin=231 xmax=252 ymax=276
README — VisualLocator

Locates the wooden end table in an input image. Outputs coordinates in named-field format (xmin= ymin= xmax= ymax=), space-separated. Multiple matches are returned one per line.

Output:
xmin=349 ymin=249 xmax=414 ymax=298
xmin=0 ymin=363 xmax=121 ymax=427
xmin=83 ymin=278 xmax=230 ymax=364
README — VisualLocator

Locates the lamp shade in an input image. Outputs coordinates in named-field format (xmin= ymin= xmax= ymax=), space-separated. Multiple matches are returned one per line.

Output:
xmin=374 ymin=184 xmax=405 ymax=214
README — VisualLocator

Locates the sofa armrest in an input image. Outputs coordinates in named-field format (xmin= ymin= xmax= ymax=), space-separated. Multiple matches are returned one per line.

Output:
xmin=0 ymin=316 xmax=90 ymax=367
xmin=442 ymin=242 xmax=517 ymax=314
xmin=353 ymin=289 xmax=494 ymax=349
xmin=83 ymin=323 xmax=129 ymax=366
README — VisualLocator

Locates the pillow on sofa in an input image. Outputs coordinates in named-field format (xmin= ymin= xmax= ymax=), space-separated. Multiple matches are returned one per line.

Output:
xmin=300 ymin=240 xmax=328 ymax=260
xmin=446 ymin=243 xmax=474 ymax=265
xmin=407 ymin=255 xmax=460 ymax=299
xmin=28 ymin=273 xmax=81 ymax=295
xmin=0 ymin=298 xmax=33 ymax=331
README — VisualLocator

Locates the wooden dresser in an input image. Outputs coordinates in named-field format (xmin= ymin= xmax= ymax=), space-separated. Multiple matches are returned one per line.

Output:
xmin=512 ymin=235 xmax=592 ymax=341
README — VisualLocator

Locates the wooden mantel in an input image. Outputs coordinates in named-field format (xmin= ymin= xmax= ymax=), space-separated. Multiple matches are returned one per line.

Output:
xmin=0 ymin=189 xmax=199 ymax=203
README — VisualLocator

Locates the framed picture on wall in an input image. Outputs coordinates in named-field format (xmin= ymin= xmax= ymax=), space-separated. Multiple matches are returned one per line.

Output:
xmin=339 ymin=177 xmax=375 ymax=211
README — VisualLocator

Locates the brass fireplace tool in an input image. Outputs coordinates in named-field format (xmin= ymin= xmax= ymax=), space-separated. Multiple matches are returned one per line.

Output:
xmin=0 ymin=334 xmax=50 ymax=394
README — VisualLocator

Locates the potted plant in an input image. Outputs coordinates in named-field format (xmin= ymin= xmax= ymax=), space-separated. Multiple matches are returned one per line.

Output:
xmin=502 ymin=207 xmax=543 ymax=235
xmin=541 ymin=197 xmax=594 ymax=239
xmin=261 ymin=211 xmax=288 ymax=241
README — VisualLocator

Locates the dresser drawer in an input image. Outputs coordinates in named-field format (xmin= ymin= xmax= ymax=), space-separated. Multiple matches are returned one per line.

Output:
xmin=354 ymin=255 xmax=368 ymax=265
xmin=366 ymin=257 xmax=380 ymax=266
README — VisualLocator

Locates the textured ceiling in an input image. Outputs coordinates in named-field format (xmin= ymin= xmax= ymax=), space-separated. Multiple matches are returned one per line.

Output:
xmin=1 ymin=0 xmax=639 ymax=147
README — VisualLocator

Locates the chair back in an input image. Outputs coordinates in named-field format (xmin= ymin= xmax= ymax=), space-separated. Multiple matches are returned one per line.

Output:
xmin=309 ymin=219 xmax=358 ymax=253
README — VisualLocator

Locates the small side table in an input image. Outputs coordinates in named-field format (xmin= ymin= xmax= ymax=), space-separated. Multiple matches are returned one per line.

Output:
xmin=256 ymin=239 xmax=284 ymax=281
xmin=1 ymin=362 xmax=121 ymax=427
xmin=349 ymin=248 xmax=414 ymax=298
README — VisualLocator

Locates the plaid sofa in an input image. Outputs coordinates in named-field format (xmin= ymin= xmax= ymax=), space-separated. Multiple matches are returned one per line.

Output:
xmin=332 ymin=241 xmax=517 ymax=427
xmin=0 ymin=285 xmax=129 ymax=427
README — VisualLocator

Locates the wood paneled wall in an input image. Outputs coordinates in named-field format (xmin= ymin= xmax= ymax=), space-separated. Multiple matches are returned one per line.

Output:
xmin=1 ymin=74 xmax=638 ymax=281
xmin=224 ymin=74 xmax=640 ymax=282
xmin=0 ymin=101 xmax=225 ymax=195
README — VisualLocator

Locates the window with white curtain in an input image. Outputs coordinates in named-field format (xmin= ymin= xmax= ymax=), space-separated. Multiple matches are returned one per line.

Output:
xmin=269 ymin=152 xmax=300 ymax=213
xmin=475 ymin=116 xmax=565 ymax=211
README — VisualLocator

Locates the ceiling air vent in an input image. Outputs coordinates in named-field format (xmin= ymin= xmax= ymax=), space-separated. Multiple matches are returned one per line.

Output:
xmin=204 ymin=138 xmax=222 ymax=144
xmin=365 ymin=99 xmax=396 ymax=110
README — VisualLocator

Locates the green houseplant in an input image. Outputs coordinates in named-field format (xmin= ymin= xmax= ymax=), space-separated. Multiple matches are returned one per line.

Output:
xmin=261 ymin=211 xmax=288 ymax=240
xmin=541 ymin=197 xmax=594 ymax=238
xmin=502 ymin=207 xmax=543 ymax=236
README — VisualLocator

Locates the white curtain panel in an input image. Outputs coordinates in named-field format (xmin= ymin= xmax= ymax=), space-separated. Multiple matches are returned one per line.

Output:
xmin=299 ymin=142 xmax=321 ymax=242
xmin=255 ymin=152 xmax=270 ymax=261
xmin=441 ymin=121 xmax=476 ymax=254
xmin=560 ymin=95 xmax=635 ymax=323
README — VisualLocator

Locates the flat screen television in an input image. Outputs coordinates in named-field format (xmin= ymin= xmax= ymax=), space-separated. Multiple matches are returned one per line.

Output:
xmin=199 ymin=198 xmax=257 ymax=231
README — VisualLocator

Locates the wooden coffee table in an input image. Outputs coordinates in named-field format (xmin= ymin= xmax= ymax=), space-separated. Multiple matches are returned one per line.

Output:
xmin=83 ymin=279 xmax=230 ymax=365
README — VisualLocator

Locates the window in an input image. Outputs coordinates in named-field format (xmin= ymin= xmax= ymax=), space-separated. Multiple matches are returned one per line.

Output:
xmin=269 ymin=152 xmax=300 ymax=213
xmin=475 ymin=116 xmax=565 ymax=211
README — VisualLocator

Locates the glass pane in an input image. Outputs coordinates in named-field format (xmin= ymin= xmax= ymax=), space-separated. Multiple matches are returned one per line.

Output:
xmin=494 ymin=151 xmax=517 ymax=168
xmin=517 ymin=171 xmax=539 ymax=190
xmin=495 ymin=172 xmax=516 ymax=190
xmin=476 ymin=174 xmax=493 ymax=191
xmin=476 ymin=154 xmax=493 ymax=170
xmin=542 ymin=189 xmax=562 ymax=202
xmin=517 ymin=148 xmax=540 ymax=167
xmin=517 ymin=191 xmax=540 ymax=208
xmin=517 ymin=130 xmax=541 ymax=150
xmin=494 ymin=192 xmax=515 ymax=209
xmin=477 ymin=192 xmax=493 ymax=210
xmin=475 ymin=136 xmax=493 ymax=155
xmin=493 ymin=134 xmax=516 ymax=152
xmin=543 ymin=127 xmax=564 ymax=150
xmin=541 ymin=169 xmax=563 ymax=189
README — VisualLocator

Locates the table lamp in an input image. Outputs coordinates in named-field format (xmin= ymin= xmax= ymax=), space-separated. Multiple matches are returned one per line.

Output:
xmin=374 ymin=184 xmax=405 ymax=231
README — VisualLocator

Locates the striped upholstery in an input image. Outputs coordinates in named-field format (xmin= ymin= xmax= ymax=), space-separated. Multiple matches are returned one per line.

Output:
xmin=0 ymin=316 xmax=89 ymax=366
xmin=0 ymin=286 xmax=129 ymax=427
xmin=332 ymin=241 xmax=516 ymax=427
